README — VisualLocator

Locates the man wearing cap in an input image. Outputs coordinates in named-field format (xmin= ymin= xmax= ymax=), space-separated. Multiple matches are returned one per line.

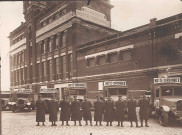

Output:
xmin=35 ymin=95 xmax=46 ymax=126
xmin=104 ymin=95 xmax=115 ymax=126
xmin=81 ymin=96 xmax=93 ymax=126
xmin=60 ymin=96 xmax=70 ymax=126
xmin=70 ymin=95 xmax=82 ymax=126
xmin=48 ymin=94 xmax=59 ymax=126
xmin=138 ymin=94 xmax=150 ymax=127
xmin=115 ymin=95 xmax=125 ymax=127
xmin=127 ymin=95 xmax=139 ymax=127
xmin=94 ymin=96 xmax=104 ymax=126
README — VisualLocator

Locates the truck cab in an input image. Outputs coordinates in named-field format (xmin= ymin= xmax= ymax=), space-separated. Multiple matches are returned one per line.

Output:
xmin=0 ymin=91 xmax=11 ymax=110
xmin=150 ymin=77 xmax=182 ymax=126
xmin=103 ymin=81 xmax=128 ymax=102
xmin=39 ymin=88 xmax=59 ymax=110
xmin=62 ymin=83 xmax=87 ymax=102
xmin=10 ymin=89 xmax=34 ymax=112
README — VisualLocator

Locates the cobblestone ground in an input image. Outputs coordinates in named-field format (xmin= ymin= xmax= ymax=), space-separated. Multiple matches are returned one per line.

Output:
xmin=2 ymin=110 xmax=182 ymax=135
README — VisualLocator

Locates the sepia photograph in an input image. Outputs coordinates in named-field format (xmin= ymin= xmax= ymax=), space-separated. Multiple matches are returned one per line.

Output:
xmin=0 ymin=0 xmax=182 ymax=135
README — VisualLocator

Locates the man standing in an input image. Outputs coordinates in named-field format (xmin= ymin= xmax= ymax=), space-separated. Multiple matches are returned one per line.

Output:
xmin=115 ymin=96 xmax=125 ymax=127
xmin=127 ymin=95 xmax=139 ymax=127
xmin=138 ymin=95 xmax=150 ymax=127
xmin=70 ymin=95 xmax=82 ymax=126
xmin=104 ymin=95 xmax=115 ymax=126
xmin=48 ymin=94 xmax=59 ymax=126
xmin=94 ymin=96 xmax=104 ymax=126
xmin=35 ymin=95 xmax=46 ymax=126
xmin=82 ymin=96 xmax=93 ymax=126
xmin=60 ymin=96 xmax=70 ymax=126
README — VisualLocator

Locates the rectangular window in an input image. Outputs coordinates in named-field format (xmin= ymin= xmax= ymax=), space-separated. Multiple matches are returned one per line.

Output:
xmin=55 ymin=58 xmax=59 ymax=75
xmin=47 ymin=38 xmax=52 ymax=52
xmin=36 ymin=63 xmax=39 ymax=78
xmin=55 ymin=35 xmax=59 ymax=49
xmin=87 ymin=58 xmax=95 ymax=67
xmin=68 ymin=54 xmax=72 ymax=77
xmin=22 ymin=52 xmax=24 ymax=62
xmin=62 ymin=34 xmax=66 ymax=47
xmin=108 ymin=53 xmax=118 ymax=63
xmin=30 ymin=46 xmax=32 ymax=58
xmin=122 ymin=51 xmax=131 ymax=61
xmin=98 ymin=55 xmax=105 ymax=65
xmin=49 ymin=60 xmax=52 ymax=79
xmin=43 ymin=62 xmax=46 ymax=76
xmin=62 ymin=56 xmax=66 ymax=79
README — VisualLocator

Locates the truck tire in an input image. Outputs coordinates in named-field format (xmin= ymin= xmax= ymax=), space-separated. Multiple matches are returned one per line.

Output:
xmin=28 ymin=106 xmax=32 ymax=112
xmin=159 ymin=109 xmax=169 ymax=126
xmin=12 ymin=105 xmax=17 ymax=113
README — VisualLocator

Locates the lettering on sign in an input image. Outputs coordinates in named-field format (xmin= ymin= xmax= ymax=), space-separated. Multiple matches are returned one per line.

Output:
xmin=40 ymin=88 xmax=56 ymax=93
xmin=104 ymin=81 xmax=126 ymax=86
xmin=154 ymin=77 xmax=181 ymax=84
xmin=68 ymin=83 xmax=86 ymax=88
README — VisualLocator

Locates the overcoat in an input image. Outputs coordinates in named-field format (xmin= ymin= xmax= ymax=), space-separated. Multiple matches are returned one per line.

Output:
xmin=94 ymin=100 xmax=104 ymax=121
xmin=127 ymin=100 xmax=137 ymax=121
xmin=115 ymin=100 xmax=125 ymax=121
xmin=81 ymin=101 xmax=92 ymax=120
xmin=104 ymin=100 xmax=115 ymax=122
xmin=36 ymin=100 xmax=46 ymax=122
xmin=48 ymin=100 xmax=59 ymax=122
xmin=70 ymin=100 xmax=82 ymax=121
xmin=138 ymin=98 xmax=149 ymax=120
xmin=60 ymin=100 xmax=70 ymax=121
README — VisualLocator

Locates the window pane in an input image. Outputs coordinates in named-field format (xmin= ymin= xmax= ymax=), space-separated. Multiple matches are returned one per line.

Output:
xmin=162 ymin=88 xmax=173 ymax=96
xmin=109 ymin=53 xmax=118 ymax=63
xmin=98 ymin=55 xmax=105 ymax=65
xmin=174 ymin=87 xmax=182 ymax=96
xmin=123 ymin=51 xmax=131 ymax=61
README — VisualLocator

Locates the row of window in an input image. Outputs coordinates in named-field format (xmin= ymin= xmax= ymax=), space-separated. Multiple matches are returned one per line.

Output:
xmin=12 ymin=34 xmax=25 ymax=45
xmin=10 ymin=51 xmax=25 ymax=68
xmin=11 ymin=54 xmax=73 ymax=86
xmin=87 ymin=50 xmax=131 ymax=67
xmin=41 ymin=9 xmax=67 ymax=27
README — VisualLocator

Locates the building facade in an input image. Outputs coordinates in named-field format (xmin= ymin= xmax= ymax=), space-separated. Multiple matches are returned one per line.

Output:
xmin=9 ymin=1 xmax=182 ymax=99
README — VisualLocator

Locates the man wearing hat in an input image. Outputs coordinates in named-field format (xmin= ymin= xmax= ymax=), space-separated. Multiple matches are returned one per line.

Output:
xmin=127 ymin=95 xmax=139 ymax=127
xmin=48 ymin=94 xmax=59 ymax=126
xmin=94 ymin=96 xmax=104 ymax=126
xmin=104 ymin=95 xmax=115 ymax=126
xmin=115 ymin=95 xmax=125 ymax=127
xmin=35 ymin=95 xmax=46 ymax=126
xmin=60 ymin=96 xmax=70 ymax=126
xmin=81 ymin=96 xmax=93 ymax=126
xmin=70 ymin=95 xmax=82 ymax=126
xmin=138 ymin=94 xmax=150 ymax=127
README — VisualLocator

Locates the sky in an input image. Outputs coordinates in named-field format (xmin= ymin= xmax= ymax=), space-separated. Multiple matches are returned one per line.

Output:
xmin=0 ymin=0 xmax=181 ymax=91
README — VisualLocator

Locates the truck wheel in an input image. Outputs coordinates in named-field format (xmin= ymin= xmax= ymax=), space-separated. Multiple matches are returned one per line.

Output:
xmin=12 ymin=106 xmax=16 ymax=113
xmin=159 ymin=110 xmax=169 ymax=126
xmin=28 ymin=106 xmax=32 ymax=112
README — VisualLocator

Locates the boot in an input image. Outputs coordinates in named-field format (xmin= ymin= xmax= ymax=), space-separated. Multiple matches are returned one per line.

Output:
xmin=74 ymin=121 xmax=76 ymax=126
xmin=136 ymin=121 xmax=139 ymax=128
xmin=100 ymin=121 xmax=103 ymax=126
xmin=36 ymin=122 xmax=40 ymax=126
xmin=140 ymin=120 xmax=143 ymax=127
xmin=110 ymin=122 xmax=113 ymax=126
xmin=95 ymin=121 xmax=98 ymax=126
xmin=66 ymin=121 xmax=70 ymax=126
xmin=79 ymin=121 xmax=82 ymax=126
xmin=145 ymin=120 xmax=149 ymax=127
xmin=130 ymin=121 xmax=133 ymax=127
xmin=61 ymin=121 xmax=64 ymax=126
xmin=42 ymin=122 xmax=45 ymax=126
xmin=106 ymin=122 xmax=109 ymax=126
xmin=117 ymin=121 xmax=120 ymax=126
xmin=85 ymin=121 xmax=88 ymax=126
xmin=90 ymin=120 xmax=93 ymax=126
xmin=121 ymin=122 xmax=124 ymax=127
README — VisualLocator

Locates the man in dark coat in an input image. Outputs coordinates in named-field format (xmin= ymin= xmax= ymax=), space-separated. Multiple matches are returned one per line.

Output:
xmin=48 ymin=94 xmax=59 ymax=126
xmin=81 ymin=96 xmax=92 ymax=126
xmin=94 ymin=96 xmax=104 ymax=126
xmin=70 ymin=95 xmax=82 ymax=126
xmin=115 ymin=95 xmax=125 ymax=127
xmin=127 ymin=95 xmax=139 ymax=127
xmin=104 ymin=95 xmax=115 ymax=126
xmin=35 ymin=95 xmax=46 ymax=126
xmin=138 ymin=95 xmax=150 ymax=127
xmin=60 ymin=96 xmax=70 ymax=126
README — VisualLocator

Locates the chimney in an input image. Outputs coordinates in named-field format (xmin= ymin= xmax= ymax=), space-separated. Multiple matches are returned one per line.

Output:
xmin=149 ymin=18 xmax=157 ymax=28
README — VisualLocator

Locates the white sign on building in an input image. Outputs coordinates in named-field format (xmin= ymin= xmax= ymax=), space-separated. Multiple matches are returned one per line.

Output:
xmin=68 ymin=83 xmax=86 ymax=88
xmin=104 ymin=81 xmax=126 ymax=86
xmin=154 ymin=77 xmax=180 ymax=84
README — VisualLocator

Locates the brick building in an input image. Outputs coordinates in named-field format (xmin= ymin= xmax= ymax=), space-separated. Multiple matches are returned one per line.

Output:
xmin=9 ymin=1 xmax=182 ymax=98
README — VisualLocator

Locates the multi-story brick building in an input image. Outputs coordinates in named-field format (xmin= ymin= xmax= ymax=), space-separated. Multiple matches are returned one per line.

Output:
xmin=9 ymin=1 xmax=182 ymax=99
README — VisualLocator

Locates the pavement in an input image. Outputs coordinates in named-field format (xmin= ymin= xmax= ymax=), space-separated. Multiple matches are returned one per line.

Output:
xmin=1 ymin=110 xmax=182 ymax=135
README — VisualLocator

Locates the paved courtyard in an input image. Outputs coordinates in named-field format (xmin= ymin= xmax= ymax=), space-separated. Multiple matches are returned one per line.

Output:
xmin=1 ymin=110 xmax=182 ymax=135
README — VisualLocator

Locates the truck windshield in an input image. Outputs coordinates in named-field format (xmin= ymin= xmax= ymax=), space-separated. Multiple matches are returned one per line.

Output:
xmin=108 ymin=88 xmax=127 ymax=95
xmin=174 ymin=87 xmax=182 ymax=96
xmin=40 ymin=93 xmax=53 ymax=98
xmin=161 ymin=88 xmax=173 ymax=96
xmin=1 ymin=94 xmax=10 ymax=98
xmin=70 ymin=89 xmax=86 ymax=95
xmin=17 ymin=94 xmax=30 ymax=98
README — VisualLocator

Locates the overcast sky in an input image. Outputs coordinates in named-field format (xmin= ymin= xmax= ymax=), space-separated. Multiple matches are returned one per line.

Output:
xmin=0 ymin=0 xmax=181 ymax=90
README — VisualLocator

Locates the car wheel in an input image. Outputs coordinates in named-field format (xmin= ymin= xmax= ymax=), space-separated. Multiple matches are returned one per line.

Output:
xmin=159 ymin=109 xmax=169 ymax=126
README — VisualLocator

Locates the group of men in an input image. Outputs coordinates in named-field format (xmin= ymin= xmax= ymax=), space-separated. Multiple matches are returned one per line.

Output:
xmin=35 ymin=94 xmax=150 ymax=127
